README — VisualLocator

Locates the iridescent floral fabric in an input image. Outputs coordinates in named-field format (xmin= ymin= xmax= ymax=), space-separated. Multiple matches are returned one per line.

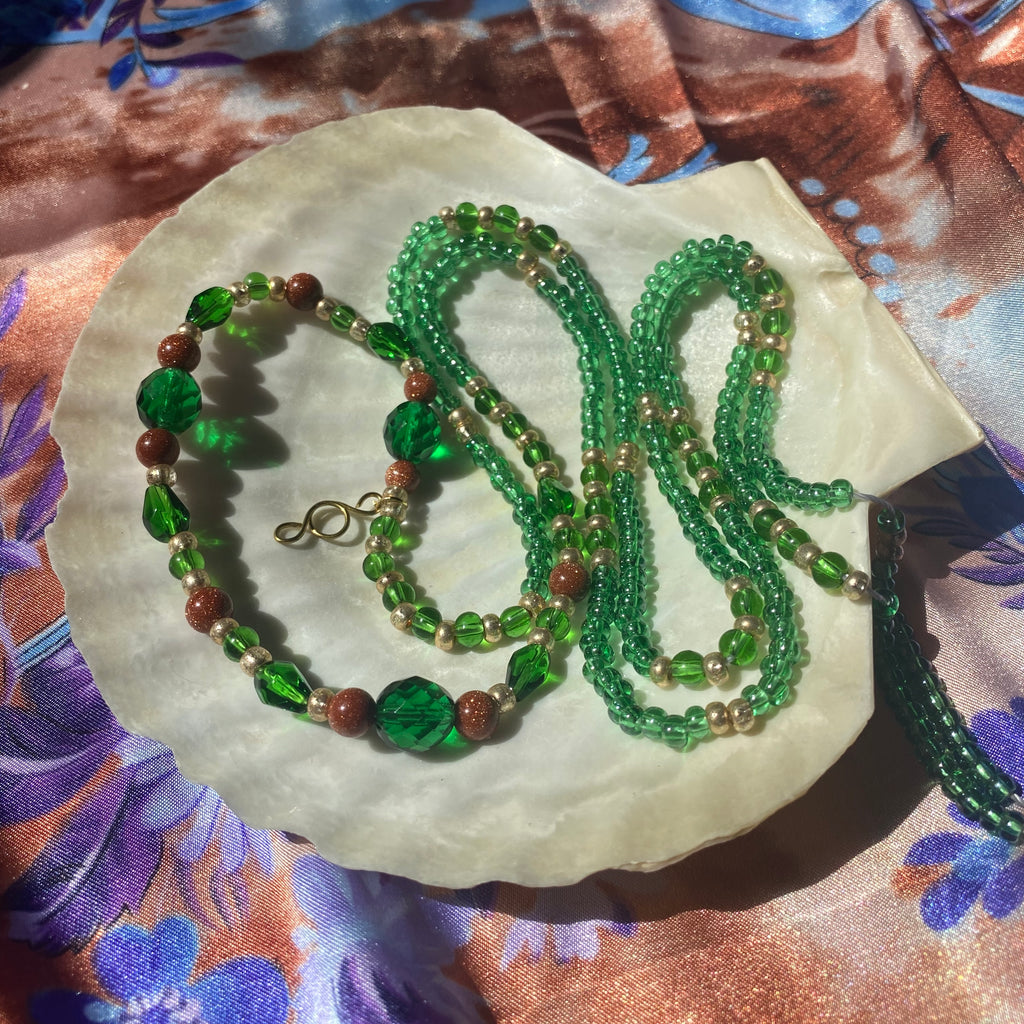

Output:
xmin=3 ymin=2 xmax=1024 ymax=1020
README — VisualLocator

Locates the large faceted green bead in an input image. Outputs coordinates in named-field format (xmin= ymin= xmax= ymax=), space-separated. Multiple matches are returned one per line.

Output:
xmin=136 ymin=367 xmax=202 ymax=433
xmin=186 ymin=286 xmax=233 ymax=329
xmin=142 ymin=484 xmax=190 ymax=542
xmin=383 ymin=401 xmax=441 ymax=463
xmin=374 ymin=676 xmax=455 ymax=751
xmin=538 ymin=477 xmax=575 ymax=519
xmin=506 ymin=643 xmax=550 ymax=700
xmin=254 ymin=660 xmax=311 ymax=712
xmin=366 ymin=322 xmax=413 ymax=362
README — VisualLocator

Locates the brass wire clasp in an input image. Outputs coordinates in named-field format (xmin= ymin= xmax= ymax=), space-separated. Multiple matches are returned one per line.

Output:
xmin=274 ymin=492 xmax=383 ymax=544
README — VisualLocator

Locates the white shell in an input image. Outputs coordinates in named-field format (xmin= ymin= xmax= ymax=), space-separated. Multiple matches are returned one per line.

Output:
xmin=48 ymin=107 xmax=981 ymax=888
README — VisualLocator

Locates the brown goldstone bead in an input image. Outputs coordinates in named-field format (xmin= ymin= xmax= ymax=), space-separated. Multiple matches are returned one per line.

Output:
xmin=327 ymin=687 xmax=376 ymax=738
xmin=157 ymin=334 xmax=201 ymax=371
xmin=403 ymin=371 xmax=438 ymax=404
xmin=455 ymin=690 xmax=499 ymax=741
xmin=384 ymin=459 xmax=420 ymax=491
xmin=184 ymin=587 xmax=233 ymax=633
xmin=136 ymin=428 xmax=180 ymax=467
xmin=285 ymin=273 xmax=323 ymax=311
xmin=548 ymin=561 xmax=589 ymax=601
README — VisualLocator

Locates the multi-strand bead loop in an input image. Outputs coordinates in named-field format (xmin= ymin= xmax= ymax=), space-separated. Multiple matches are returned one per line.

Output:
xmin=134 ymin=272 xmax=568 ymax=753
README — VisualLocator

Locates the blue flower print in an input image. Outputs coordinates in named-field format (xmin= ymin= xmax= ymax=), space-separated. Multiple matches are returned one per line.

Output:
xmin=29 ymin=915 xmax=289 ymax=1024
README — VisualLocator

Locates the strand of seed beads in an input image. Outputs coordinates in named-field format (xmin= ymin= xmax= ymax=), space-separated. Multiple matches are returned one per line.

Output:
xmin=134 ymin=272 xmax=548 ymax=752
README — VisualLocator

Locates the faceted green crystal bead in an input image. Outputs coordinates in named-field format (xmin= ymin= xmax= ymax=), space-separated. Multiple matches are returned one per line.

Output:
xmin=243 ymin=272 xmax=270 ymax=301
xmin=776 ymin=526 xmax=811 ymax=560
xmin=186 ymin=286 xmax=233 ymax=329
xmin=223 ymin=625 xmax=260 ymax=662
xmin=136 ymin=367 xmax=202 ymax=433
xmin=454 ymin=611 xmax=485 ymax=648
xmin=811 ymin=551 xmax=849 ymax=589
xmin=522 ymin=440 xmax=553 ymax=468
xmin=374 ymin=676 xmax=455 ymax=751
xmin=254 ymin=660 xmax=311 ymax=713
xmin=492 ymin=204 xmax=519 ymax=232
xmin=538 ymin=477 xmax=575 ymax=519
xmin=500 ymin=605 xmax=532 ymax=638
xmin=506 ymin=643 xmax=550 ymax=700
xmin=536 ymin=606 xmax=570 ymax=641
xmin=383 ymin=401 xmax=441 ymax=463
xmin=143 ymin=484 xmax=190 ymax=542
xmin=671 ymin=650 xmax=705 ymax=687
xmin=719 ymin=628 xmax=758 ymax=667
xmin=580 ymin=462 xmax=610 ymax=486
xmin=761 ymin=309 xmax=792 ymax=337
xmin=370 ymin=515 xmax=401 ymax=540
xmin=366 ymin=322 xmax=412 ymax=362
xmin=362 ymin=551 xmax=394 ymax=580
xmin=698 ymin=478 xmax=731 ymax=509
xmin=455 ymin=202 xmax=478 ymax=231
xmin=411 ymin=605 xmax=442 ymax=642
xmin=754 ymin=349 xmax=785 ymax=374
xmin=382 ymin=580 xmax=416 ymax=611
xmin=529 ymin=224 xmax=558 ymax=252
xmin=329 ymin=304 xmax=357 ymax=332
xmin=754 ymin=268 xmax=785 ymax=295
xmin=685 ymin=705 xmax=710 ymax=740
xmin=730 ymin=587 xmax=764 ymax=617
xmin=168 ymin=548 xmax=204 ymax=579
xmin=473 ymin=387 xmax=501 ymax=415
xmin=752 ymin=507 xmax=784 ymax=539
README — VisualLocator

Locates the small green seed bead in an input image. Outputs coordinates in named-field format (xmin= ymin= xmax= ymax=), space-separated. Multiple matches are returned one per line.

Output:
xmin=362 ymin=551 xmax=395 ymax=581
xmin=742 ymin=684 xmax=770 ymax=715
xmin=454 ymin=611 xmax=485 ymax=648
xmin=684 ymin=705 xmax=710 ymax=740
xmin=500 ymin=605 xmax=532 ymax=638
xmin=661 ymin=714 xmax=690 ymax=748
xmin=223 ymin=626 xmax=260 ymax=662
xmin=641 ymin=706 xmax=667 ymax=740
xmin=243 ymin=272 xmax=270 ymax=301
xmin=829 ymin=479 xmax=854 ymax=508
xmin=169 ymin=548 xmax=205 ymax=579
xmin=777 ymin=527 xmax=812 ymax=560
xmin=382 ymin=580 xmax=416 ymax=611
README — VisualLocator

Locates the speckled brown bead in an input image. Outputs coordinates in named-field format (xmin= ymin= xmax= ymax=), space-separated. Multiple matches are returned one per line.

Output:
xmin=157 ymin=333 xmax=201 ymax=371
xmin=548 ymin=561 xmax=590 ymax=601
xmin=384 ymin=459 xmax=420 ymax=492
xmin=184 ymin=587 xmax=233 ymax=633
xmin=136 ymin=428 xmax=180 ymax=467
xmin=285 ymin=273 xmax=324 ymax=311
xmin=327 ymin=687 xmax=376 ymax=738
xmin=455 ymin=689 xmax=499 ymax=741
xmin=403 ymin=371 xmax=438 ymax=404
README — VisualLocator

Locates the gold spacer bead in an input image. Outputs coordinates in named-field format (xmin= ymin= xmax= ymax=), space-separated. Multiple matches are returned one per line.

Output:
xmin=724 ymin=575 xmax=752 ymax=598
xmin=586 ymin=514 xmax=611 ymax=533
xmin=666 ymin=405 xmax=690 ymax=425
xmin=524 ymin=266 xmax=547 ymax=289
xmin=533 ymin=461 xmax=559 ymax=480
xmin=350 ymin=316 xmax=371 ymax=342
xmin=489 ymin=400 xmax=513 ymax=423
xmin=514 ymin=216 xmax=535 ymax=239
xmin=400 ymin=357 xmax=425 ymax=376
xmin=477 ymin=205 xmax=494 ymax=229
xmin=708 ymin=494 xmax=734 ymax=514
xmin=734 ymin=615 xmax=765 ymax=638
xmin=559 ymin=547 xmax=583 ymax=564
xmin=519 ymin=591 xmax=546 ymax=616
xmin=706 ymin=701 xmax=732 ymax=735
xmin=793 ymin=542 xmax=823 ymax=571
xmin=734 ymin=311 xmax=759 ymax=330
xmin=515 ymin=252 xmax=539 ymax=274
xmin=581 ymin=448 xmax=607 ymax=466
xmin=769 ymin=517 xmax=797 ymax=542
xmin=487 ymin=682 xmax=517 ymax=713
xmin=748 ymin=499 xmax=776 ymax=518
xmin=527 ymin=626 xmax=554 ymax=651
xmin=390 ymin=602 xmax=416 ymax=630
xmin=267 ymin=276 xmax=286 ymax=301
xmin=695 ymin=466 xmax=719 ymax=486
xmin=703 ymin=652 xmax=729 ymax=685
xmin=679 ymin=437 xmax=703 ymax=457
xmin=750 ymin=369 xmax=778 ymax=389
xmin=582 ymin=480 xmax=607 ymax=500
xmin=842 ymin=569 xmax=872 ymax=600
xmin=737 ymin=328 xmax=760 ymax=346
xmin=550 ymin=240 xmax=572 ymax=262
xmin=365 ymin=534 xmax=392 ymax=555
xmin=515 ymin=429 xmax=540 ymax=451
xmin=376 ymin=570 xmax=403 ymax=594
xmin=728 ymin=698 xmax=755 ymax=733
xmin=453 ymin=422 xmax=475 ymax=444
xmin=482 ymin=613 xmax=502 ymax=644
xmin=439 ymin=205 xmax=457 ymax=229
xmin=180 ymin=569 xmax=211 ymax=593
xmin=307 ymin=687 xmax=334 ymax=722
xmin=228 ymin=282 xmax=251 ymax=307
xmin=650 ymin=655 xmax=674 ymax=689
xmin=616 ymin=442 xmax=640 ymax=461
xmin=435 ymin=620 xmax=455 ymax=651
xmin=742 ymin=255 xmax=765 ymax=276
xmin=759 ymin=292 xmax=786 ymax=311
xmin=762 ymin=333 xmax=788 ymax=353
xmin=550 ymin=514 xmax=574 ymax=533
xmin=448 ymin=406 xmax=474 ymax=427
xmin=465 ymin=375 xmax=488 ymax=396
xmin=589 ymin=548 xmax=618 ymax=570
xmin=209 ymin=617 xmax=238 ymax=645
xmin=240 ymin=646 xmax=272 ymax=676
xmin=177 ymin=321 xmax=202 ymax=343
xmin=146 ymin=464 xmax=175 ymax=486
xmin=549 ymin=594 xmax=575 ymax=616
xmin=168 ymin=531 xmax=199 ymax=554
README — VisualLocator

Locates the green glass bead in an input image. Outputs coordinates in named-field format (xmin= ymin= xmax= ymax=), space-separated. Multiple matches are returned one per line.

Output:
xmin=186 ymin=286 xmax=233 ymax=329
xmin=136 ymin=367 xmax=202 ymax=433
xmin=609 ymin=699 xmax=642 ymax=735
xmin=754 ymin=268 xmax=784 ymax=295
xmin=753 ymin=507 xmax=785 ymax=539
xmin=754 ymin=349 xmax=785 ymax=374
xmin=329 ymin=304 xmax=357 ymax=332
xmin=585 ymin=528 xmax=616 ymax=555
xmin=877 ymin=507 xmax=906 ymax=534
xmin=374 ymin=676 xmax=455 ymax=751
xmin=670 ymin=650 xmax=705 ymax=687
xmin=730 ymin=587 xmax=764 ymax=617
xmin=538 ymin=477 xmax=575 ymax=519
xmin=580 ymin=463 xmax=610 ymax=486
xmin=536 ymin=606 xmax=570 ymax=641
xmin=243 ymin=272 xmax=269 ymax=301
xmin=764 ymin=679 xmax=791 ymax=706
xmin=223 ymin=625 xmax=259 ymax=662
xmin=661 ymin=714 xmax=690 ymax=748
xmin=362 ymin=551 xmax=394 ymax=581
xmin=370 ymin=515 xmax=401 ymax=540
xmin=501 ymin=411 xmax=528 ymax=439
xmin=473 ymin=387 xmax=501 ymax=414
xmin=641 ymin=706 xmax=667 ymax=740
xmin=811 ymin=551 xmax=849 ymax=589
xmin=829 ymin=479 xmax=854 ymax=508
xmin=382 ymin=580 xmax=416 ymax=611
xmin=523 ymin=440 xmax=553 ymax=468
xmin=410 ymin=605 xmax=442 ymax=642
xmin=776 ymin=526 xmax=811 ymax=560
xmin=168 ymin=548 xmax=204 ymax=579
xmin=719 ymin=628 xmax=758 ymax=667
xmin=685 ymin=450 xmax=716 ymax=476
xmin=254 ymin=660 xmax=311 ymax=713
xmin=506 ymin=643 xmax=550 ymax=700
xmin=454 ymin=611 xmax=485 ymax=648
xmin=684 ymin=705 xmax=710 ymax=740
xmin=142 ymin=484 xmax=190 ymax=542
xmin=553 ymin=527 xmax=584 ymax=551
xmin=584 ymin=495 xmax=614 ymax=520
xmin=529 ymin=223 xmax=558 ymax=252
xmin=995 ymin=811 xmax=1024 ymax=844
xmin=742 ymin=684 xmax=771 ymax=715
xmin=366 ymin=322 xmax=413 ymax=362
xmin=669 ymin=422 xmax=698 ymax=446
xmin=455 ymin=202 xmax=478 ymax=231
xmin=698 ymin=478 xmax=731 ymax=509
xmin=383 ymin=401 xmax=441 ymax=463
xmin=492 ymin=204 xmax=519 ymax=232
xmin=500 ymin=605 xmax=532 ymax=638
xmin=761 ymin=309 xmax=792 ymax=336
